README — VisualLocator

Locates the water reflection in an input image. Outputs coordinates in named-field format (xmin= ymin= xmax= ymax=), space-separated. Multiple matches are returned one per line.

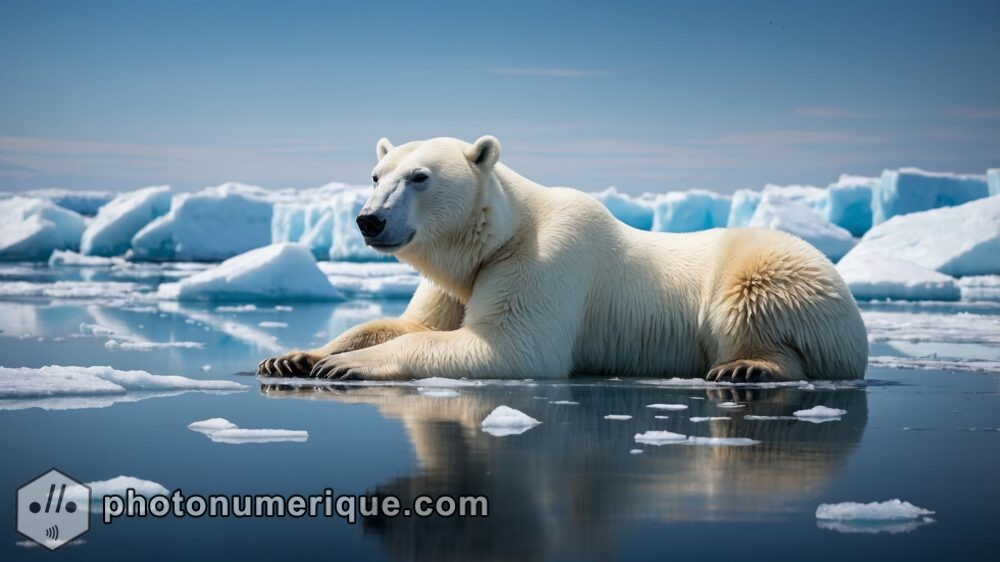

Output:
xmin=261 ymin=381 xmax=868 ymax=561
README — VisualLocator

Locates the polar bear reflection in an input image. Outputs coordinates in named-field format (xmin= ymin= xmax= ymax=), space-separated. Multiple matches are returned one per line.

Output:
xmin=260 ymin=382 xmax=867 ymax=562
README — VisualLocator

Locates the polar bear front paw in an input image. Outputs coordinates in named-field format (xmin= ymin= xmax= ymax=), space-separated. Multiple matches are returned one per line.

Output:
xmin=706 ymin=360 xmax=776 ymax=383
xmin=258 ymin=351 xmax=317 ymax=377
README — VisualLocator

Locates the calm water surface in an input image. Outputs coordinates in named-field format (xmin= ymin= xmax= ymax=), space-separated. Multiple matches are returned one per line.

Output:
xmin=0 ymin=264 xmax=997 ymax=561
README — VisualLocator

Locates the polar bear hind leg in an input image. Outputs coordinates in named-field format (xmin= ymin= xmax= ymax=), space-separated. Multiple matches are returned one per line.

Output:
xmin=705 ymin=229 xmax=866 ymax=382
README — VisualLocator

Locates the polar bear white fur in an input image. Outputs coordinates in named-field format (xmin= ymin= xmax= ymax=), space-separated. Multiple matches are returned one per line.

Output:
xmin=259 ymin=136 xmax=868 ymax=382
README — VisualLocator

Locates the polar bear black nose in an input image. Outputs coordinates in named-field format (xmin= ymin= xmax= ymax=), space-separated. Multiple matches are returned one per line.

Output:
xmin=356 ymin=214 xmax=387 ymax=237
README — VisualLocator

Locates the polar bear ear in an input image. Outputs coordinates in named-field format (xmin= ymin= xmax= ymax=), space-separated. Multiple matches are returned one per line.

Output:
xmin=376 ymin=138 xmax=394 ymax=161
xmin=465 ymin=136 xmax=501 ymax=171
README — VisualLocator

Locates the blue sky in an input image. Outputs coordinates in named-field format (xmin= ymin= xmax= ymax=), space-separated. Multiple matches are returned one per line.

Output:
xmin=1 ymin=0 xmax=998 ymax=194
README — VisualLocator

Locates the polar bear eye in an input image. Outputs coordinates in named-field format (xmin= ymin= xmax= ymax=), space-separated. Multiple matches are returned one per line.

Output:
xmin=410 ymin=172 xmax=429 ymax=183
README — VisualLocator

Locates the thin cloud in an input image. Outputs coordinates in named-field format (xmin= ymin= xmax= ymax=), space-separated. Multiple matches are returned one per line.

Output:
xmin=490 ymin=67 xmax=609 ymax=78
xmin=948 ymin=107 xmax=1000 ymax=119
xmin=794 ymin=106 xmax=900 ymax=118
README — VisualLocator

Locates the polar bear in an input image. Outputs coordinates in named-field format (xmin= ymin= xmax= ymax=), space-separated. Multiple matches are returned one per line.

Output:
xmin=258 ymin=136 xmax=868 ymax=382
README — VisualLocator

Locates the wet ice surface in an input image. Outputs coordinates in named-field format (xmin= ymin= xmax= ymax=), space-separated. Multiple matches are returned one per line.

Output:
xmin=0 ymin=265 xmax=998 ymax=561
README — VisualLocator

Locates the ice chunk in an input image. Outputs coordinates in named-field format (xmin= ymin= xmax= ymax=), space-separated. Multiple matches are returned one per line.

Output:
xmin=80 ymin=186 xmax=171 ymax=256
xmin=744 ymin=415 xmax=796 ymax=421
xmin=104 ymin=339 xmax=204 ymax=351
xmin=187 ymin=418 xmax=238 ymax=433
xmin=258 ymin=321 xmax=287 ymax=328
xmin=604 ymin=414 xmax=632 ymax=420
xmin=958 ymin=275 xmax=1000 ymax=301
xmin=66 ymin=476 xmax=169 ymax=508
xmin=748 ymin=191 xmax=856 ymax=261
xmin=629 ymin=449 xmax=644 ymax=454
xmin=989 ymin=169 xmax=1000 ymax=196
xmin=634 ymin=430 xmax=758 ymax=446
xmin=690 ymin=416 xmax=729 ymax=422
xmin=132 ymin=183 xmax=273 ymax=261
xmin=824 ymin=175 xmax=877 ymax=236
xmin=793 ymin=405 xmax=846 ymax=422
xmin=327 ymin=189 xmax=392 ymax=261
xmin=653 ymin=415 xmax=671 ymax=419
xmin=646 ymin=403 xmax=688 ymax=411
xmin=726 ymin=189 xmax=761 ymax=228
xmin=19 ymin=188 xmax=115 ymax=216
xmin=590 ymin=186 xmax=656 ymax=230
xmin=551 ymin=400 xmax=579 ymax=405
xmin=0 ymin=197 xmax=87 ymax=261
xmin=161 ymin=243 xmax=342 ymax=301
xmin=874 ymin=168 xmax=989 ymax=224
xmin=0 ymin=280 xmax=148 ymax=300
xmin=481 ymin=406 xmax=541 ymax=436
xmin=651 ymin=189 xmax=731 ymax=233
xmin=815 ymin=499 xmax=934 ymax=521
xmin=634 ymin=430 xmax=687 ymax=444
xmin=842 ymin=196 xmax=1000 ymax=278
xmin=836 ymin=252 xmax=960 ymax=301
xmin=716 ymin=402 xmax=745 ymax=409
xmin=188 ymin=417 xmax=308 ymax=444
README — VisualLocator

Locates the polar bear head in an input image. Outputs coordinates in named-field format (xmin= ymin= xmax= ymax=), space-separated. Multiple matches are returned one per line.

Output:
xmin=358 ymin=136 xmax=507 ymax=257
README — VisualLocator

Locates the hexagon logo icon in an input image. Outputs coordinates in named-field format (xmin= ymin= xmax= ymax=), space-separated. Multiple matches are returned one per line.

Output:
xmin=17 ymin=468 xmax=90 ymax=550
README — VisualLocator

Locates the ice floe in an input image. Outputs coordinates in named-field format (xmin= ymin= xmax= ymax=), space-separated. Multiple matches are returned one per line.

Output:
xmin=188 ymin=417 xmax=308 ymax=444
xmin=258 ymin=321 xmax=287 ymax=328
xmin=744 ymin=415 xmax=797 ymax=421
xmin=815 ymin=499 xmax=934 ymax=521
xmin=689 ymin=416 xmax=729 ymax=422
xmin=604 ymin=414 xmax=632 ymax=420
xmin=868 ymin=356 xmax=1000 ymax=373
xmin=715 ymin=402 xmax=745 ymax=409
xmin=551 ymin=400 xmax=579 ymax=405
xmin=861 ymin=310 xmax=1000 ymax=345
xmin=793 ymin=405 xmax=846 ymax=422
xmin=0 ymin=365 xmax=247 ymax=410
xmin=64 ymin=476 xmax=170 ymax=512
xmin=634 ymin=430 xmax=759 ymax=446
xmin=160 ymin=243 xmax=342 ymax=301
xmin=318 ymin=261 xmax=420 ymax=299
xmin=480 ymin=406 xmax=542 ymax=436
xmin=646 ymin=403 xmax=688 ymax=410
xmin=837 ymin=252 xmax=960 ymax=301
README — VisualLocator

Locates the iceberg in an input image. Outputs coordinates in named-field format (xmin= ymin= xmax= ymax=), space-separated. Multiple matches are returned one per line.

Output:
xmin=651 ymin=189 xmax=731 ymax=232
xmin=131 ymin=183 xmax=273 ymax=261
xmin=842 ymin=196 xmax=1000 ymax=278
xmin=836 ymin=252 xmax=960 ymax=301
xmin=591 ymin=186 xmax=656 ymax=230
xmin=0 ymin=197 xmax=87 ymax=261
xmin=20 ymin=188 xmax=114 ymax=216
xmin=160 ymin=243 xmax=342 ymax=302
xmin=748 ymin=191 xmax=856 ymax=261
xmin=272 ymin=185 xmax=389 ymax=261
xmin=823 ymin=175 xmax=877 ymax=236
xmin=481 ymin=405 xmax=541 ymax=436
xmin=873 ymin=167 xmax=988 ymax=224
xmin=726 ymin=189 xmax=761 ymax=228
xmin=81 ymin=186 xmax=171 ymax=256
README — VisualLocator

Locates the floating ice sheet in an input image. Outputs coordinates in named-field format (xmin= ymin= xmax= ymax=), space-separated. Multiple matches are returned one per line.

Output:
xmin=793 ymin=405 xmax=846 ymax=422
xmin=815 ymin=499 xmax=934 ymax=521
xmin=868 ymin=356 xmax=1000 ymax=373
xmin=634 ymin=430 xmax=759 ymax=446
xmin=188 ymin=417 xmax=308 ymax=444
xmin=646 ymin=403 xmax=688 ymax=411
xmin=604 ymin=414 xmax=632 ymax=420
